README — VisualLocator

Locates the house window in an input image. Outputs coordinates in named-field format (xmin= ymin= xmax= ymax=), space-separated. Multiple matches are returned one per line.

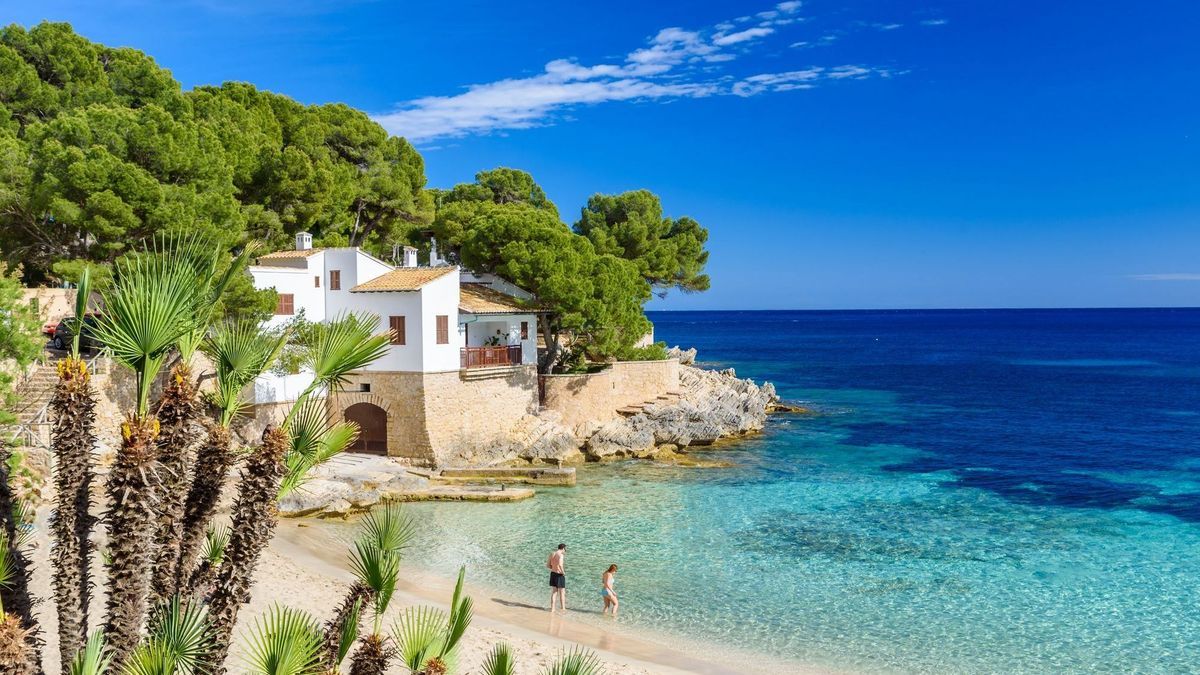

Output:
xmin=275 ymin=293 xmax=294 ymax=315
xmin=389 ymin=316 xmax=406 ymax=345
xmin=329 ymin=270 xmax=341 ymax=290
xmin=314 ymin=275 xmax=320 ymax=288
xmin=436 ymin=315 xmax=449 ymax=344
xmin=520 ymin=321 xmax=529 ymax=340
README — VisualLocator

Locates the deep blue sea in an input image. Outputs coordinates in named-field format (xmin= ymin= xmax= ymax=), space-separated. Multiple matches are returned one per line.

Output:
xmin=339 ymin=309 xmax=1200 ymax=673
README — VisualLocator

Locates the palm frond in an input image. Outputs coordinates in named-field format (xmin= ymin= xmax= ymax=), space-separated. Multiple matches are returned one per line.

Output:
xmin=241 ymin=605 xmax=324 ymax=675
xmin=70 ymin=265 xmax=92 ymax=359
xmin=0 ymin=531 xmax=11 ymax=592
xmin=347 ymin=541 xmax=399 ymax=618
xmin=144 ymin=596 xmax=213 ymax=675
xmin=542 ymin=647 xmax=604 ymax=675
xmin=203 ymin=320 xmax=288 ymax=427
xmin=174 ymin=239 xmax=257 ymax=360
xmin=391 ymin=606 xmax=447 ymax=673
xmin=440 ymin=567 xmax=473 ymax=659
xmin=290 ymin=312 xmax=390 ymax=415
xmin=119 ymin=641 xmax=176 ymax=675
xmin=481 ymin=643 xmax=516 ymax=675
xmin=278 ymin=402 xmax=359 ymax=499
xmin=70 ymin=630 xmax=113 ymax=675
xmin=92 ymin=238 xmax=207 ymax=416
xmin=359 ymin=504 xmax=415 ymax=555
xmin=334 ymin=597 xmax=361 ymax=667
xmin=201 ymin=524 xmax=231 ymax=567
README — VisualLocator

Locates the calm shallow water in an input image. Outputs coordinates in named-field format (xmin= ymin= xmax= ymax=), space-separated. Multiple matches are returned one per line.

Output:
xmin=343 ymin=310 xmax=1200 ymax=673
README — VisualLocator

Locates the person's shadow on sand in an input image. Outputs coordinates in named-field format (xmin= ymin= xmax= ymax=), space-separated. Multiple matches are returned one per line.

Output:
xmin=491 ymin=598 xmax=603 ymax=614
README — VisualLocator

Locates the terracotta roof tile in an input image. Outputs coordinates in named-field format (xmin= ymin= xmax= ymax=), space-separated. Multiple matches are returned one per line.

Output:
xmin=256 ymin=249 xmax=324 ymax=265
xmin=459 ymin=284 xmax=538 ymax=314
xmin=351 ymin=266 xmax=457 ymax=292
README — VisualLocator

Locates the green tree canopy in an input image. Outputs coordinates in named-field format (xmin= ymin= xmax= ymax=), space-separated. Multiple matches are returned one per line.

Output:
xmin=573 ymin=189 xmax=710 ymax=294
xmin=0 ymin=22 xmax=430 ymax=283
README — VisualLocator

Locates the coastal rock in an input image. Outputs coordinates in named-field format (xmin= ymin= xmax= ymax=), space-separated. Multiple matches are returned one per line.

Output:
xmin=666 ymin=345 xmax=698 ymax=365
xmin=582 ymin=364 xmax=778 ymax=461
xmin=435 ymin=410 xmax=583 ymax=467
xmin=277 ymin=456 xmax=430 ymax=518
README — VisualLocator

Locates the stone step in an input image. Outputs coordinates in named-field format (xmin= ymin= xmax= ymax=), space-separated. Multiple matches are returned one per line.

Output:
xmin=438 ymin=466 xmax=575 ymax=487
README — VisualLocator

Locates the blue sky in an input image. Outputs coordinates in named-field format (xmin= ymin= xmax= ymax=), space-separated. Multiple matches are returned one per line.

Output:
xmin=9 ymin=1 xmax=1200 ymax=309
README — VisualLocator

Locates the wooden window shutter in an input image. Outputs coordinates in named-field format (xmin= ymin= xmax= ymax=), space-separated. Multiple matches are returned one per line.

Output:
xmin=389 ymin=316 xmax=406 ymax=345
xmin=436 ymin=315 xmax=449 ymax=344
xmin=329 ymin=270 xmax=341 ymax=290
xmin=276 ymin=293 xmax=294 ymax=315
xmin=314 ymin=275 xmax=320 ymax=288
xmin=520 ymin=321 xmax=529 ymax=340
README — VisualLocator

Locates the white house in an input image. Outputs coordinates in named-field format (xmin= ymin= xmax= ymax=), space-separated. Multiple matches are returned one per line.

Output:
xmin=248 ymin=233 xmax=544 ymax=463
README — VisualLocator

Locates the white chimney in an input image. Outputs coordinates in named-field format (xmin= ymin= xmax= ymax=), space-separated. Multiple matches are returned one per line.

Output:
xmin=429 ymin=237 xmax=442 ymax=266
xmin=295 ymin=231 xmax=313 ymax=251
xmin=402 ymin=246 xmax=418 ymax=268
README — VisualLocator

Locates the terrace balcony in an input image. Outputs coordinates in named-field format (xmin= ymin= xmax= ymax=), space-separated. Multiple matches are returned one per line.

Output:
xmin=461 ymin=345 xmax=523 ymax=369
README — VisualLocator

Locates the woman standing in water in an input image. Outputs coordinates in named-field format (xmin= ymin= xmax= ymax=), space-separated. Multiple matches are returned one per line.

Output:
xmin=601 ymin=564 xmax=619 ymax=617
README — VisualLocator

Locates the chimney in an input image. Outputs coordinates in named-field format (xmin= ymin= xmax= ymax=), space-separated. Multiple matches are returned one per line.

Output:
xmin=295 ymin=231 xmax=313 ymax=251
xmin=429 ymin=237 xmax=442 ymax=266
xmin=402 ymin=246 xmax=418 ymax=268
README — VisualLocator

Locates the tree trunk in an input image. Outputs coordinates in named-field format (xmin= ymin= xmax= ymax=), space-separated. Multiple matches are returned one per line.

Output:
xmin=148 ymin=362 xmax=199 ymax=605
xmin=204 ymin=427 xmax=289 ymax=673
xmin=320 ymin=583 xmax=373 ymax=671
xmin=537 ymin=316 xmax=560 ymax=375
xmin=175 ymin=424 xmax=235 ymax=592
xmin=0 ymin=443 xmax=40 ymax=673
xmin=347 ymin=634 xmax=394 ymax=675
xmin=102 ymin=414 xmax=161 ymax=669
xmin=48 ymin=358 xmax=97 ymax=673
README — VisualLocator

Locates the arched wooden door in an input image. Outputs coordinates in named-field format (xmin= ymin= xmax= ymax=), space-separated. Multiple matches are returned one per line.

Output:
xmin=344 ymin=402 xmax=388 ymax=455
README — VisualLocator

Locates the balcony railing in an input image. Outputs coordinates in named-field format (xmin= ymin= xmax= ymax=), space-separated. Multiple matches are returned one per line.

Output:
xmin=461 ymin=345 xmax=522 ymax=369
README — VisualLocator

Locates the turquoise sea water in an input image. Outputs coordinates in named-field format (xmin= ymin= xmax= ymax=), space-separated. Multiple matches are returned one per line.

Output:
xmin=344 ymin=310 xmax=1200 ymax=673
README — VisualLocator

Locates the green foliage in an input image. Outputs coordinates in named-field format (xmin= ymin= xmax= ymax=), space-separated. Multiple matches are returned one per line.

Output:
xmin=543 ymin=648 xmax=604 ymax=675
xmin=241 ymin=605 xmax=324 ymax=675
xmin=334 ymin=598 xmax=361 ymax=666
xmin=348 ymin=540 xmax=399 ymax=619
xmin=481 ymin=643 xmax=515 ymax=675
xmin=69 ymin=631 xmax=113 ymax=675
xmin=0 ymin=22 xmax=429 ymax=283
xmin=574 ymin=189 xmax=710 ymax=294
xmin=391 ymin=566 xmax=473 ymax=674
xmin=69 ymin=264 xmax=92 ymax=358
xmin=138 ymin=596 xmax=213 ymax=675
xmin=201 ymin=525 xmax=230 ymax=567
xmin=358 ymin=504 xmax=415 ymax=556
xmin=278 ymin=400 xmax=359 ymax=499
xmin=0 ymin=263 xmax=41 ymax=423
xmin=615 ymin=341 xmax=669 ymax=362
xmin=91 ymin=238 xmax=205 ymax=416
xmin=294 ymin=312 xmax=390 ymax=409
xmin=202 ymin=320 xmax=287 ymax=427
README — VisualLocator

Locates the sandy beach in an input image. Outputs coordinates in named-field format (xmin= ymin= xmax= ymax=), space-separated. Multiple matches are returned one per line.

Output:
xmin=23 ymin=511 xmax=804 ymax=674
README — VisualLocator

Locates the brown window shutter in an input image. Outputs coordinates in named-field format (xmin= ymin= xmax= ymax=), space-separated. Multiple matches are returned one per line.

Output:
xmin=520 ymin=321 xmax=529 ymax=340
xmin=330 ymin=270 xmax=341 ymax=290
xmin=436 ymin=315 xmax=449 ymax=344
xmin=389 ymin=316 xmax=405 ymax=345
xmin=276 ymin=293 xmax=294 ymax=315
xmin=314 ymin=275 xmax=320 ymax=288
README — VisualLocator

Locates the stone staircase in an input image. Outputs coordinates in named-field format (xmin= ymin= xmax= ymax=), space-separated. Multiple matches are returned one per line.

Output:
xmin=616 ymin=390 xmax=682 ymax=417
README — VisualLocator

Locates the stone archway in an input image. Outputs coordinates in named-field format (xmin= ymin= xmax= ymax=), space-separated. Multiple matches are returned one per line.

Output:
xmin=344 ymin=402 xmax=388 ymax=455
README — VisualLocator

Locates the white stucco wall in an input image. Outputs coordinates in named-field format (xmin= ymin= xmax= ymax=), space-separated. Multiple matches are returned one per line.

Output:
xmin=250 ymin=250 xmax=326 ymax=330
xmin=253 ymin=371 xmax=318 ymax=404
xmin=343 ymin=290 xmax=426 ymax=372
xmin=419 ymin=271 xmax=464 ymax=372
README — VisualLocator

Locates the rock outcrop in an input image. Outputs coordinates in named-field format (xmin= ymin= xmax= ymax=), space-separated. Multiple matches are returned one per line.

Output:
xmin=583 ymin=365 xmax=777 ymax=460
xmin=666 ymin=345 xmax=698 ymax=365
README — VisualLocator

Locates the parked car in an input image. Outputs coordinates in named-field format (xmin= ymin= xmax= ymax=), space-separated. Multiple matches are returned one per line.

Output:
xmin=52 ymin=313 xmax=104 ymax=351
xmin=42 ymin=321 xmax=58 ymax=338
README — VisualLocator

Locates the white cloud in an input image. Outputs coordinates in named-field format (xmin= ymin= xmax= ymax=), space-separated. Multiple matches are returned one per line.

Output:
xmin=876 ymin=23 xmax=903 ymax=31
xmin=1129 ymin=273 xmax=1200 ymax=281
xmin=373 ymin=3 xmax=906 ymax=142
xmin=921 ymin=18 xmax=948 ymax=26
xmin=712 ymin=27 xmax=775 ymax=46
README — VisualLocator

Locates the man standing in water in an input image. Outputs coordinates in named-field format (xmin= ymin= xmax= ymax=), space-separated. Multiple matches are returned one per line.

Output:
xmin=547 ymin=543 xmax=567 ymax=611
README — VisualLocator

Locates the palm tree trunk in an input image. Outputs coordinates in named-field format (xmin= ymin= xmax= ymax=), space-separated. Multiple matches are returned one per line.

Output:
xmin=47 ymin=357 xmax=97 ymax=673
xmin=347 ymin=634 xmax=394 ymax=675
xmin=204 ymin=426 xmax=288 ymax=673
xmin=175 ymin=423 xmax=234 ymax=591
xmin=0 ymin=613 xmax=35 ymax=675
xmin=148 ymin=361 xmax=199 ymax=605
xmin=0 ymin=442 xmax=39 ymax=673
xmin=102 ymin=414 xmax=161 ymax=669
xmin=320 ymin=582 xmax=373 ymax=671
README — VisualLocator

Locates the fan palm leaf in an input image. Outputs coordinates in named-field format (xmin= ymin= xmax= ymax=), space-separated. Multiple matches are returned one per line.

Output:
xmin=70 ymin=631 xmax=112 ymax=675
xmin=143 ymin=596 xmax=212 ymax=674
xmin=347 ymin=541 xmax=400 ymax=620
xmin=289 ymin=312 xmax=390 ymax=419
xmin=392 ymin=606 xmax=446 ymax=673
xmin=542 ymin=648 xmax=603 ymax=675
xmin=174 ymin=242 xmax=258 ymax=361
xmin=278 ymin=401 xmax=359 ymax=499
xmin=358 ymin=505 xmax=415 ymax=556
xmin=203 ymin=321 xmax=289 ymax=427
xmin=242 ymin=605 xmax=324 ymax=675
xmin=481 ymin=643 xmax=515 ymax=675
xmin=68 ymin=265 xmax=92 ymax=360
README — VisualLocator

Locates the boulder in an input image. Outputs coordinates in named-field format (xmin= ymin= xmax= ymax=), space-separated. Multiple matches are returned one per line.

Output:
xmin=666 ymin=345 xmax=698 ymax=365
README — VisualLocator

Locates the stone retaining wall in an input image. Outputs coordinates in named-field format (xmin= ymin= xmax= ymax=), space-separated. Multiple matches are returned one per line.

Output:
xmin=539 ymin=359 xmax=679 ymax=432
